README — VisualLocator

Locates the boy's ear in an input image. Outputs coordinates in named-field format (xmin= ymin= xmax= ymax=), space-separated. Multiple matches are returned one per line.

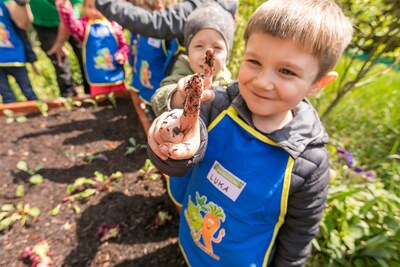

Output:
xmin=307 ymin=71 xmax=338 ymax=97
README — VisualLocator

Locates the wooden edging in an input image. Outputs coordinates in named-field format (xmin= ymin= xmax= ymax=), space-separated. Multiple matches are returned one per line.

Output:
xmin=0 ymin=90 xmax=152 ymax=135
xmin=0 ymin=90 xmax=131 ymax=116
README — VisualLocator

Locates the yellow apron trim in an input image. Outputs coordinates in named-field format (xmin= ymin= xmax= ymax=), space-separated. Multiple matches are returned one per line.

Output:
xmin=262 ymin=156 xmax=294 ymax=266
xmin=209 ymin=106 xmax=278 ymax=146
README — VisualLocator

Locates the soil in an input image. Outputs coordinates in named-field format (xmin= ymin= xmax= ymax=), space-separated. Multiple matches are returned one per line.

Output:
xmin=0 ymin=97 xmax=186 ymax=267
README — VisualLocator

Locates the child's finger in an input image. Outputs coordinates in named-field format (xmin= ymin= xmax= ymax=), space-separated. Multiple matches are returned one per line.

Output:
xmin=200 ymin=89 xmax=215 ymax=103
xmin=161 ymin=140 xmax=199 ymax=160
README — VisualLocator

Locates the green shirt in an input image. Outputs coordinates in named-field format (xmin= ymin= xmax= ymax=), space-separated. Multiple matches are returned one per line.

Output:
xmin=30 ymin=0 xmax=82 ymax=27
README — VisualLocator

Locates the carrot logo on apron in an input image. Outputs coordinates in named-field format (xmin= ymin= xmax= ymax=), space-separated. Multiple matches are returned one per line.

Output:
xmin=184 ymin=192 xmax=226 ymax=260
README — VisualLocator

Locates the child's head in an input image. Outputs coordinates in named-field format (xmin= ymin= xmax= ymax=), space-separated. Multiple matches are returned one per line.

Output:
xmin=244 ymin=0 xmax=353 ymax=81
xmin=84 ymin=0 xmax=103 ymax=19
xmin=238 ymin=0 xmax=353 ymax=129
xmin=184 ymin=2 xmax=235 ymax=75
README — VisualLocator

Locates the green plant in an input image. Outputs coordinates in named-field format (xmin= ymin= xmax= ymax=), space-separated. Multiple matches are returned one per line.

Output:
xmin=2 ymin=109 xmax=27 ymax=124
xmin=84 ymin=153 xmax=108 ymax=163
xmin=34 ymin=101 xmax=49 ymax=117
xmin=60 ymin=97 xmax=83 ymax=111
xmin=125 ymin=137 xmax=147 ymax=155
xmin=139 ymin=159 xmax=161 ymax=180
xmin=16 ymin=161 xmax=44 ymax=184
xmin=307 ymin=150 xmax=400 ymax=267
xmin=51 ymin=171 xmax=122 ymax=215
xmin=22 ymin=239 xmax=53 ymax=267
xmin=0 ymin=202 xmax=40 ymax=232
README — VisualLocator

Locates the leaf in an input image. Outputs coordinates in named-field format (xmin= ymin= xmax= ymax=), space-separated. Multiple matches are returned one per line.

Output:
xmin=29 ymin=174 xmax=43 ymax=185
xmin=28 ymin=207 xmax=40 ymax=217
xmin=72 ymin=204 xmax=81 ymax=214
xmin=2 ymin=109 xmax=14 ymax=117
xmin=1 ymin=204 xmax=15 ymax=212
xmin=50 ymin=205 xmax=61 ymax=216
xmin=15 ymin=116 xmax=27 ymax=123
xmin=16 ymin=161 xmax=28 ymax=172
xmin=15 ymin=185 xmax=25 ymax=197
xmin=6 ymin=117 xmax=14 ymax=124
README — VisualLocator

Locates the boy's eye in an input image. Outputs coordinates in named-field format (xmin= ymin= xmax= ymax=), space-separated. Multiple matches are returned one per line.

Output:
xmin=247 ymin=59 xmax=261 ymax=66
xmin=280 ymin=69 xmax=296 ymax=76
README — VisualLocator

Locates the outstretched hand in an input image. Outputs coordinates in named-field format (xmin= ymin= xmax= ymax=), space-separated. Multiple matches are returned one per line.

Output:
xmin=47 ymin=42 xmax=69 ymax=67
xmin=147 ymin=109 xmax=201 ymax=161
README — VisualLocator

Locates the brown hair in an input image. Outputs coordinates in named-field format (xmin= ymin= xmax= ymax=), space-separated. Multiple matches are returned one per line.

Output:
xmin=244 ymin=0 xmax=353 ymax=80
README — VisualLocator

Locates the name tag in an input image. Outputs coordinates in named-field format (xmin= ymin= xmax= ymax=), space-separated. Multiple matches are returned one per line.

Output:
xmin=147 ymin=38 xmax=161 ymax=48
xmin=207 ymin=161 xmax=246 ymax=202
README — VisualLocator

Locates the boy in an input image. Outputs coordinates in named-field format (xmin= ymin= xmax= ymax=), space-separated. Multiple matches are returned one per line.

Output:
xmin=0 ymin=0 xmax=38 ymax=103
xmin=56 ymin=0 xmax=130 ymax=95
xmin=147 ymin=0 xmax=353 ymax=266
xmin=151 ymin=1 xmax=236 ymax=116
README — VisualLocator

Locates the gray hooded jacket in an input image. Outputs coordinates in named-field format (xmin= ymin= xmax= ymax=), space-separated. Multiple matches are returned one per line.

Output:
xmin=148 ymin=81 xmax=330 ymax=266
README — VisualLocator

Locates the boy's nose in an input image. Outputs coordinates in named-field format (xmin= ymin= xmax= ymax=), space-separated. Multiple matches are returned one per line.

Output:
xmin=254 ymin=71 xmax=274 ymax=91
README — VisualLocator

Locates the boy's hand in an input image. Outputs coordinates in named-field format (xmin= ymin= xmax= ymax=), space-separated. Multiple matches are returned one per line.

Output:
xmin=147 ymin=109 xmax=201 ymax=161
xmin=114 ymin=52 xmax=125 ymax=65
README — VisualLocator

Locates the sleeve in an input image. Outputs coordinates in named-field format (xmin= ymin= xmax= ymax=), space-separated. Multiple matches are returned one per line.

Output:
xmin=270 ymin=146 xmax=330 ymax=267
xmin=111 ymin=21 xmax=130 ymax=62
xmin=56 ymin=0 xmax=86 ymax=42
xmin=95 ymin=0 xmax=238 ymax=41
xmin=147 ymin=118 xmax=208 ymax=177
xmin=151 ymin=83 xmax=177 ymax=116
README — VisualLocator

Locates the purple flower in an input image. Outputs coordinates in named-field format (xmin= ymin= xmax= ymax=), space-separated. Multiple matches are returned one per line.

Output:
xmin=337 ymin=148 xmax=354 ymax=167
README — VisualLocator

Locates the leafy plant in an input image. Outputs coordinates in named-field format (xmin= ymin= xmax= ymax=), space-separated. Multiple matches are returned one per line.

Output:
xmin=51 ymin=171 xmax=122 ymax=215
xmin=84 ymin=153 xmax=108 ymax=163
xmin=34 ymin=101 xmax=49 ymax=117
xmin=21 ymin=239 xmax=53 ymax=267
xmin=16 ymin=161 xmax=44 ymax=185
xmin=139 ymin=159 xmax=161 ymax=180
xmin=60 ymin=97 xmax=82 ymax=111
xmin=2 ymin=109 xmax=27 ymax=124
xmin=149 ymin=210 xmax=172 ymax=231
xmin=0 ymin=202 xmax=40 ymax=232
xmin=125 ymin=137 xmax=147 ymax=155
xmin=307 ymin=150 xmax=400 ymax=267
xmin=96 ymin=223 xmax=120 ymax=242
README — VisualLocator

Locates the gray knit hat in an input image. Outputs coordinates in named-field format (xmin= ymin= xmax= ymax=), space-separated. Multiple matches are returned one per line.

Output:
xmin=184 ymin=1 xmax=236 ymax=55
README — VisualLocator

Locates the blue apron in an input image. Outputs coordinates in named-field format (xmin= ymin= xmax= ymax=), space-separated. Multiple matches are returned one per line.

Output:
xmin=130 ymin=34 xmax=184 ymax=105
xmin=169 ymin=107 xmax=293 ymax=266
xmin=0 ymin=1 xmax=25 ymax=66
xmin=83 ymin=19 xmax=124 ymax=85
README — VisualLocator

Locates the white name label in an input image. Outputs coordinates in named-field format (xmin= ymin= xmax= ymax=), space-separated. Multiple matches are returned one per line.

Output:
xmin=147 ymin=37 xmax=161 ymax=48
xmin=207 ymin=161 xmax=246 ymax=202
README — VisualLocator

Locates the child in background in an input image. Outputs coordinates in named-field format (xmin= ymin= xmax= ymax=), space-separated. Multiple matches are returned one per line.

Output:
xmin=151 ymin=1 xmax=236 ymax=116
xmin=56 ymin=0 xmax=130 ymax=96
xmin=0 ymin=0 xmax=38 ymax=104
xmin=128 ymin=0 xmax=184 ymax=118
xmin=147 ymin=0 xmax=353 ymax=266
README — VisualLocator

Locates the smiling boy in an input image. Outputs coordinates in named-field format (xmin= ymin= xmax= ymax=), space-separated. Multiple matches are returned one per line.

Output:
xmin=147 ymin=0 xmax=353 ymax=266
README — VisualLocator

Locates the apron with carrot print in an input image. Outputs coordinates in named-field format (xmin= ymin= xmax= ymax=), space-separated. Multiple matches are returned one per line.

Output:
xmin=177 ymin=106 xmax=293 ymax=267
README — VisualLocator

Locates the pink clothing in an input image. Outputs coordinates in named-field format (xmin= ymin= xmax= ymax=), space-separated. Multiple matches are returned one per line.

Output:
xmin=56 ymin=0 xmax=130 ymax=62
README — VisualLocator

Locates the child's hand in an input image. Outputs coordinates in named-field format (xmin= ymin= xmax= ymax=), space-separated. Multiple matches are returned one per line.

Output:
xmin=114 ymin=52 xmax=125 ymax=65
xmin=147 ymin=109 xmax=201 ymax=161
xmin=170 ymin=75 xmax=215 ymax=109
xmin=31 ymin=63 xmax=40 ymax=75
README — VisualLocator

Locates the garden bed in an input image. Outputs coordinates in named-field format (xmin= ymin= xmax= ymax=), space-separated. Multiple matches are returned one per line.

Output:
xmin=0 ymin=97 xmax=185 ymax=266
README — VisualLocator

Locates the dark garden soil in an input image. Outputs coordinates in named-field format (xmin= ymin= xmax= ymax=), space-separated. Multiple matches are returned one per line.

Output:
xmin=0 ymin=97 xmax=186 ymax=267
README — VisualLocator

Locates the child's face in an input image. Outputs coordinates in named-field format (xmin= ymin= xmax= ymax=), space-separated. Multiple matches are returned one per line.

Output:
xmin=239 ymin=33 xmax=329 ymax=125
xmin=86 ymin=2 xmax=103 ymax=19
xmin=187 ymin=29 xmax=228 ymax=75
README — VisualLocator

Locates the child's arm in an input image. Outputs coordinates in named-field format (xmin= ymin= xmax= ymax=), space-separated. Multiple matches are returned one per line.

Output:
xmin=111 ymin=21 xmax=130 ymax=64
xmin=56 ymin=0 xmax=86 ymax=42
xmin=5 ymin=1 xmax=32 ymax=30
